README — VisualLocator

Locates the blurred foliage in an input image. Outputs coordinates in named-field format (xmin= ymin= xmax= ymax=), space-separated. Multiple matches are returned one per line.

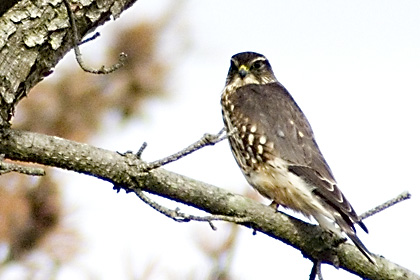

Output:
xmin=3 ymin=175 xmax=60 ymax=260
xmin=109 ymin=23 xmax=167 ymax=119
xmin=196 ymin=225 xmax=239 ymax=280
xmin=1 ymin=3 xmax=242 ymax=279
xmin=1 ymin=14 xmax=169 ymax=279
xmin=0 ymin=173 xmax=81 ymax=277
xmin=14 ymin=21 xmax=167 ymax=142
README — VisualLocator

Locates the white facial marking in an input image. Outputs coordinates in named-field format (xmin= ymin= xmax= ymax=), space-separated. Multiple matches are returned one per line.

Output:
xmin=250 ymin=57 xmax=267 ymax=64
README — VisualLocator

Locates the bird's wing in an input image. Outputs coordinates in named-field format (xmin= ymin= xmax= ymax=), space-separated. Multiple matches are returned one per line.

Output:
xmin=232 ymin=83 xmax=366 ymax=231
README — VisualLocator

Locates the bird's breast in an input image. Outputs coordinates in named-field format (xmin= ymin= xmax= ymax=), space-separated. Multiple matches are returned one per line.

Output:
xmin=221 ymin=87 xmax=275 ymax=174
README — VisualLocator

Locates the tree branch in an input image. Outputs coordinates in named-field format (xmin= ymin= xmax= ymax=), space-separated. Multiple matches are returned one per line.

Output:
xmin=360 ymin=191 xmax=411 ymax=220
xmin=129 ymin=184 xmax=250 ymax=230
xmin=0 ymin=3 xmax=417 ymax=278
xmin=140 ymin=128 xmax=226 ymax=171
xmin=0 ymin=0 xmax=137 ymax=126
xmin=0 ymin=128 xmax=418 ymax=280
xmin=62 ymin=0 xmax=127 ymax=74
xmin=0 ymin=156 xmax=45 ymax=176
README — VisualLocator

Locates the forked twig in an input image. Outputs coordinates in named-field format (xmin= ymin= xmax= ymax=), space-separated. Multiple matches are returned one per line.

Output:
xmin=140 ymin=128 xmax=227 ymax=171
xmin=128 ymin=181 xmax=250 ymax=230
xmin=309 ymin=260 xmax=323 ymax=280
xmin=63 ymin=0 xmax=127 ymax=74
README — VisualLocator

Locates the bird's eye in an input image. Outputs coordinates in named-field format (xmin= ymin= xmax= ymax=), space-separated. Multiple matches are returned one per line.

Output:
xmin=252 ymin=60 xmax=264 ymax=70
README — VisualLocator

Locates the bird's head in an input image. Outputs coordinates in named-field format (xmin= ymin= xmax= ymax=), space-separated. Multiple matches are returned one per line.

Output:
xmin=225 ymin=52 xmax=278 ymax=87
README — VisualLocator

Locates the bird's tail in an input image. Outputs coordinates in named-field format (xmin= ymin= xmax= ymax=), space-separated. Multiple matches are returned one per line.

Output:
xmin=335 ymin=217 xmax=376 ymax=265
xmin=346 ymin=230 xmax=376 ymax=265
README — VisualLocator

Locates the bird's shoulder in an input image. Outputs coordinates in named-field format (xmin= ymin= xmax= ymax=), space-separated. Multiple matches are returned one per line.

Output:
xmin=231 ymin=83 xmax=321 ymax=167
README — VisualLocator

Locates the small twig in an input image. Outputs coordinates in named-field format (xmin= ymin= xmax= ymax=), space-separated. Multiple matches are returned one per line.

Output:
xmin=309 ymin=262 xmax=316 ymax=280
xmin=79 ymin=32 xmax=100 ymax=45
xmin=316 ymin=261 xmax=323 ymax=280
xmin=309 ymin=260 xmax=323 ymax=280
xmin=360 ymin=191 xmax=411 ymax=220
xmin=141 ymin=128 xmax=227 ymax=171
xmin=127 ymin=180 xmax=250 ymax=230
xmin=136 ymin=142 xmax=148 ymax=158
xmin=63 ymin=0 xmax=127 ymax=74
xmin=0 ymin=156 xmax=45 ymax=176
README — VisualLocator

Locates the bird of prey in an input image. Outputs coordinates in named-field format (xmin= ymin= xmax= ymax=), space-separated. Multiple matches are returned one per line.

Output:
xmin=221 ymin=51 xmax=374 ymax=263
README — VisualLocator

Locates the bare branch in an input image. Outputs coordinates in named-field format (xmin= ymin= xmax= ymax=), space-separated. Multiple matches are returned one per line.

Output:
xmin=79 ymin=32 xmax=101 ymax=45
xmin=0 ymin=0 xmax=138 ymax=125
xmin=360 ymin=191 xmax=411 ymax=220
xmin=0 ymin=1 xmax=416 ymax=279
xmin=141 ymin=128 xmax=226 ymax=171
xmin=0 ymin=155 xmax=45 ymax=176
xmin=309 ymin=260 xmax=323 ymax=280
xmin=129 ymin=185 xmax=250 ymax=230
xmin=136 ymin=142 xmax=148 ymax=158
xmin=63 ymin=0 xmax=127 ymax=74
xmin=0 ymin=129 xmax=418 ymax=280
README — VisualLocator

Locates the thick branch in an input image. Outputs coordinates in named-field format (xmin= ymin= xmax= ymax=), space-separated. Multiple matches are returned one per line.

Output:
xmin=0 ymin=128 xmax=417 ymax=280
xmin=0 ymin=0 xmax=137 ymax=126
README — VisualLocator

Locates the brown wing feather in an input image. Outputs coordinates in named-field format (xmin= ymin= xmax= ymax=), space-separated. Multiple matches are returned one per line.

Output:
xmin=232 ymin=83 xmax=331 ymax=174
xmin=288 ymin=165 xmax=368 ymax=233
xmin=232 ymin=83 xmax=366 ymax=231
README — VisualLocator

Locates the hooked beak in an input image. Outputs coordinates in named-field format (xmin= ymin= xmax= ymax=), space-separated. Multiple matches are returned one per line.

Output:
xmin=238 ymin=65 xmax=248 ymax=79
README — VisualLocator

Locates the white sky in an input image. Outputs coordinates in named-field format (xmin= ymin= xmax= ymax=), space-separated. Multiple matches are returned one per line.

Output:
xmin=7 ymin=1 xmax=420 ymax=279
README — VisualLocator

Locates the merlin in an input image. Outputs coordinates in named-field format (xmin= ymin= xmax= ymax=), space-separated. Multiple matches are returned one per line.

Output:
xmin=221 ymin=51 xmax=374 ymax=263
